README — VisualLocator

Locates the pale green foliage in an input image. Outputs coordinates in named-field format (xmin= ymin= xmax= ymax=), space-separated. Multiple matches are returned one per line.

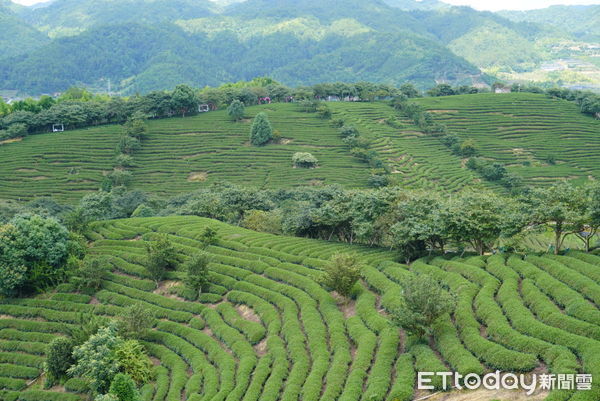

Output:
xmin=114 ymin=341 xmax=153 ymax=385
xmin=171 ymin=84 xmax=198 ymax=117
xmin=69 ymin=324 xmax=122 ymax=394
xmin=249 ymin=112 xmax=273 ymax=146
xmin=392 ymin=274 xmax=456 ymax=338
xmin=241 ymin=210 xmax=282 ymax=234
xmin=95 ymin=394 xmax=118 ymax=401
xmin=227 ymin=99 xmax=245 ymax=121
xmin=321 ymin=253 xmax=362 ymax=298
xmin=292 ymin=152 xmax=318 ymax=168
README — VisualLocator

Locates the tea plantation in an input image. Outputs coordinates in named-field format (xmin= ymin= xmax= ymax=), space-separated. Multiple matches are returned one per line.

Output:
xmin=0 ymin=104 xmax=371 ymax=202
xmin=1 ymin=216 xmax=599 ymax=400
xmin=416 ymin=93 xmax=600 ymax=187
xmin=2 ymin=93 xmax=599 ymax=203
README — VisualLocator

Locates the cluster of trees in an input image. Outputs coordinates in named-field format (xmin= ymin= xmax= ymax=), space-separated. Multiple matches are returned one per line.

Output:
xmin=145 ymin=229 xmax=217 ymax=300
xmin=0 ymin=214 xmax=85 ymax=297
xmin=391 ymin=97 xmax=447 ymax=135
xmin=105 ymin=114 xmax=149 ymax=189
xmin=5 ymin=179 xmax=600 ymax=262
xmin=466 ymin=157 xmax=523 ymax=190
xmin=45 ymin=303 xmax=156 ymax=401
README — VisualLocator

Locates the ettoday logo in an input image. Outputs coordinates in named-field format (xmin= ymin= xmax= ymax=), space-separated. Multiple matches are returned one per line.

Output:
xmin=417 ymin=371 xmax=593 ymax=395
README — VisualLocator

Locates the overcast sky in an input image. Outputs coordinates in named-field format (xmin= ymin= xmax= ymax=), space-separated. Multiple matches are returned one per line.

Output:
xmin=9 ymin=0 xmax=600 ymax=11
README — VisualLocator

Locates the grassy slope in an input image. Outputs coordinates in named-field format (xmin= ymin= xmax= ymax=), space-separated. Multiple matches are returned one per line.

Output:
xmin=0 ymin=103 xmax=370 ymax=202
xmin=1 ymin=94 xmax=598 ymax=203
xmin=1 ymin=216 xmax=599 ymax=400
xmin=416 ymin=92 xmax=600 ymax=186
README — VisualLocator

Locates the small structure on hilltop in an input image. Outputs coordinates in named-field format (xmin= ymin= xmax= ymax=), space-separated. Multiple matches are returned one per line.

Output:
xmin=494 ymin=87 xmax=511 ymax=94
xmin=52 ymin=124 xmax=65 ymax=132
xmin=199 ymin=104 xmax=210 ymax=113
xmin=259 ymin=97 xmax=271 ymax=104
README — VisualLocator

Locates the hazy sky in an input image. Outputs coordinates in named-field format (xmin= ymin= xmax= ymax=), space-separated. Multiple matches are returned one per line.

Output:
xmin=9 ymin=0 xmax=600 ymax=11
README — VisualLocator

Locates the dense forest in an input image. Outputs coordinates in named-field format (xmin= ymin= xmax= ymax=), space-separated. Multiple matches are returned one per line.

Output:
xmin=0 ymin=0 xmax=598 ymax=95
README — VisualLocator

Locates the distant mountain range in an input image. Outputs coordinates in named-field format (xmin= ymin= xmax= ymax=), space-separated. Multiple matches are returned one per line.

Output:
xmin=0 ymin=0 xmax=598 ymax=95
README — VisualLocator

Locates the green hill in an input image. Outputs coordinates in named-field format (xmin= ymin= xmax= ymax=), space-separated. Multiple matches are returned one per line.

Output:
xmin=1 ymin=216 xmax=599 ymax=400
xmin=499 ymin=5 xmax=600 ymax=42
xmin=415 ymin=93 xmax=600 ymax=186
xmin=2 ymin=93 xmax=599 ymax=202
xmin=0 ymin=103 xmax=372 ymax=202
xmin=0 ymin=1 xmax=49 ymax=59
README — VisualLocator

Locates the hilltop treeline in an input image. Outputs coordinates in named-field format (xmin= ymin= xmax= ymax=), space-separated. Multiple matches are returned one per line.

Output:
xmin=2 ymin=79 xmax=598 ymax=141
xmin=5 ymin=180 xmax=600 ymax=262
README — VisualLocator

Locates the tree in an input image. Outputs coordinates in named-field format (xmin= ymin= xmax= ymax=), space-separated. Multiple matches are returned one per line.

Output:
xmin=69 ymin=324 xmax=122 ymax=394
xmin=249 ymin=112 xmax=273 ymax=146
xmin=184 ymin=252 xmax=211 ymax=298
xmin=145 ymin=235 xmax=178 ymax=285
xmin=199 ymin=227 xmax=219 ymax=248
xmin=392 ymin=274 xmax=456 ymax=338
xmin=74 ymin=257 xmax=109 ymax=293
xmin=70 ymin=312 xmax=109 ymax=346
xmin=116 ymin=135 xmax=141 ymax=155
xmin=292 ymin=152 xmax=318 ymax=168
xmin=171 ymin=84 xmax=198 ymax=117
xmin=388 ymin=192 xmax=447 ymax=262
xmin=118 ymin=303 xmax=155 ymax=339
xmin=109 ymin=374 xmax=141 ymax=401
xmin=399 ymin=83 xmax=419 ymax=98
xmin=227 ymin=100 xmax=245 ymax=122
xmin=45 ymin=337 xmax=75 ymax=383
xmin=6 ymin=123 xmax=28 ymax=139
xmin=114 ymin=341 xmax=153 ymax=385
xmin=441 ymin=191 xmax=519 ymax=255
xmin=320 ymin=253 xmax=362 ymax=299
xmin=123 ymin=117 xmax=147 ymax=140
xmin=0 ymin=214 xmax=73 ymax=295
xmin=577 ymin=183 xmax=600 ymax=252
xmin=527 ymin=182 xmax=587 ymax=254
xmin=241 ymin=210 xmax=282 ymax=234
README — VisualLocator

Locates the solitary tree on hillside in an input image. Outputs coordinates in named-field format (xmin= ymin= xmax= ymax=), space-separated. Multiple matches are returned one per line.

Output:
xmin=249 ymin=112 xmax=273 ymax=146
xmin=321 ymin=253 xmax=362 ymax=300
xmin=184 ymin=252 xmax=211 ymax=299
xmin=145 ymin=235 xmax=178 ymax=285
xmin=227 ymin=100 xmax=245 ymax=122
xmin=392 ymin=273 xmax=456 ymax=338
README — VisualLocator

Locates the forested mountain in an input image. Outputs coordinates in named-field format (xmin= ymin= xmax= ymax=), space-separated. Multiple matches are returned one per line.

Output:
xmin=20 ymin=0 xmax=217 ymax=38
xmin=0 ymin=0 xmax=483 ymax=94
xmin=499 ymin=5 xmax=600 ymax=41
xmin=0 ymin=0 xmax=49 ymax=58
xmin=0 ymin=0 xmax=598 ymax=95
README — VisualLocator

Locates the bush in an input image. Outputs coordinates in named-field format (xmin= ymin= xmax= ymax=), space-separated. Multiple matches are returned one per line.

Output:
xmin=184 ymin=252 xmax=211 ymax=299
xmin=249 ymin=112 xmax=273 ymax=146
xmin=145 ymin=235 xmax=178 ymax=284
xmin=114 ymin=341 xmax=152 ymax=385
xmin=109 ymin=373 xmax=141 ymax=401
xmin=118 ymin=303 xmax=155 ymax=339
xmin=391 ymin=273 xmax=456 ymax=338
xmin=115 ymin=154 xmax=136 ymax=168
xmin=241 ymin=210 xmax=282 ymax=234
xmin=45 ymin=337 xmax=75 ymax=383
xmin=6 ymin=123 xmax=28 ymax=139
xmin=116 ymin=136 xmax=141 ymax=155
xmin=73 ymin=257 xmax=109 ymax=293
xmin=368 ymin=174 xmax=389 ymax=188
xmin=339 ymin=125 xmax=359 ymax=139
xmin=227 ymin=100 xmax=245 ymax=122
xmin=316 ymin=104 xmax=331 ymax=119
xmin=292 ymin=152 xmax=318 ymax=168
xmin=108 ymin=169 xmax=133 ymax=187
xmin=320 ymin=253 xmax=362 ymax=299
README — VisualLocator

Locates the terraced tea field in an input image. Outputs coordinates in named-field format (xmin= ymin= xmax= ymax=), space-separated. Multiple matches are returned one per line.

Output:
xmin=416 ymin=93 xmax=600 ymax=186
xmin=0 ymin=104 xmax=370 ymax=202
xmin=1 ymin=94 xmax=598 ymax=203
xmin=1 ymin=216 xmax=599 ymax=400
